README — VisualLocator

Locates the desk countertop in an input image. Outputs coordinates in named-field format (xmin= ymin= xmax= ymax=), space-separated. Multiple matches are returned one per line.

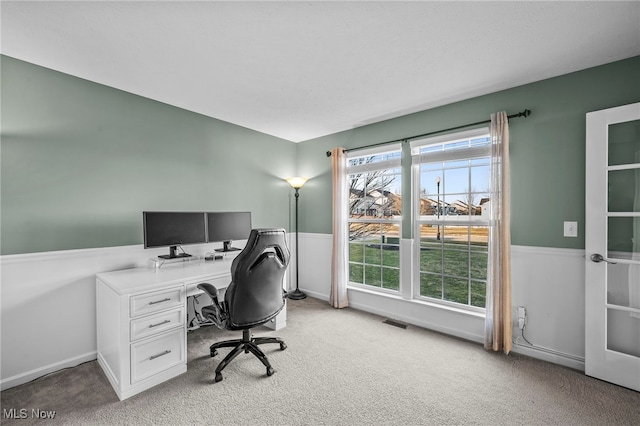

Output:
xmin=97 ymin=258 xmax=234 ymax=295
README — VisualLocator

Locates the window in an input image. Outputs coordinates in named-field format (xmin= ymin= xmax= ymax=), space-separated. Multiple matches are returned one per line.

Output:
xmin=343 ymin=130 xmax=491 ymax=312
xmin=347 ymin=145 xmax=402 ymax=292
xmin=411 ymin=128 xmax=490 ymax=310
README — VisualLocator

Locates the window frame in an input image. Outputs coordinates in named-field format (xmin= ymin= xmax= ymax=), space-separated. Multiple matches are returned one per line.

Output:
xmin=346 ymin=144 xmax=403 ymax=294
xmin=411 ymin=128 xmax=490 ymax=313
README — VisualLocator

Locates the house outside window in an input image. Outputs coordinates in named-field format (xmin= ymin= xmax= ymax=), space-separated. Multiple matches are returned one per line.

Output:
xmin=347 ymin=145 xmax=402 ymax=293
xmin=411 ymin=128 xmax=491 ymax=311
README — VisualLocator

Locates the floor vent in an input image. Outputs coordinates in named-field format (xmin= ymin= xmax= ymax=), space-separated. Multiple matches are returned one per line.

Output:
xmin=383 ymin=319 xmax=407 ymax=329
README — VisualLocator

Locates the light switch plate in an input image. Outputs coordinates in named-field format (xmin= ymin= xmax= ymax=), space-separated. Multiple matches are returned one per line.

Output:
xmin=564 ymin=221 xmax=578 ymax=237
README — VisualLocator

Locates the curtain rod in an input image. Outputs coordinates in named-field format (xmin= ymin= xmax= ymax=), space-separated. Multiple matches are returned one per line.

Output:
xmin=325 ymin=109 xmax=531 ymax=157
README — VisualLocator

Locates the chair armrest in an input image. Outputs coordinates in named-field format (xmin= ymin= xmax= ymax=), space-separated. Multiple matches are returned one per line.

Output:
xmin=197 ymin=283 xmax=220 ymax=303
xmin=196 ymin=283 xmax=228 ymax=329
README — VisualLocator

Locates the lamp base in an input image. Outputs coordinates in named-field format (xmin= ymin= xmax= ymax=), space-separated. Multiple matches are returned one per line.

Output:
xmin=287 ymin=288 xmax=307 ymax=300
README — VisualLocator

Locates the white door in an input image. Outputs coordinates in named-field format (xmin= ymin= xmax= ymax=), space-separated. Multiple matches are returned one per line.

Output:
xmin=585 ymin=102 xmax=640 ymax=391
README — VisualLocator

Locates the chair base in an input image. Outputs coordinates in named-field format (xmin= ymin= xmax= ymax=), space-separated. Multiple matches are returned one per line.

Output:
xmin=209 ymin=329 xmax=286 ymax=382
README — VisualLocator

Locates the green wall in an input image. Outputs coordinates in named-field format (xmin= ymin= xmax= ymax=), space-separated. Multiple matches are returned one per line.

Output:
xmin=296 ymin=56 xmax=640 ymax=249
xmin=3 ymin=55 xmax=639 ymax=254
xmin=1 ymin=56 xmax=297 ymax=255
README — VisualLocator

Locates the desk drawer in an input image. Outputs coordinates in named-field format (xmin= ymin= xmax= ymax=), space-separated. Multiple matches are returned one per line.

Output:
xmin=130 ymin=307 xmax=184 ymax=342
xmin=130 ymin=286 xmax=183 ymax=317
xmin=131 ymin=328 xmax=185 ymax=384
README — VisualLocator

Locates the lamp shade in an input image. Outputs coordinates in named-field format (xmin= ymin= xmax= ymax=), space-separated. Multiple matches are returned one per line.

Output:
xmin=286 ymin=177 xmax=308 ymax=189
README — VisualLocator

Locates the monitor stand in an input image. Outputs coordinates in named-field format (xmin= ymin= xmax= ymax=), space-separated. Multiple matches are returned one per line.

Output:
xmin=158 ymin=246 xmax=192 ymax=259
xmin=215 ymin=240 xmax=241 ymax=252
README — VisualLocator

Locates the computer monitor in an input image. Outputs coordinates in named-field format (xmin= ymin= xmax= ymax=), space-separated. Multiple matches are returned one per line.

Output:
xmin=207 ymin=211 xmax=252 ymax=252
xmin=143 ymin=211 xmax=207 ymax=259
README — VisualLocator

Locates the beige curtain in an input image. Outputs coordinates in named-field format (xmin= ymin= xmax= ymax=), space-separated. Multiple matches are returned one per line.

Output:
xmin=485 ymin=112 xmax=512 ymax=353
xmin=330 ymin=147 xmax=349 ymax=308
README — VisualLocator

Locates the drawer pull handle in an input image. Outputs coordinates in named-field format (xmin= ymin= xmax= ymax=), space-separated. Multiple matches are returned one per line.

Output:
xmin=149 ymin=320 xmax=171 ymax=328
xmin=149 ymin=350 xmax=171 ymax=361
xmin=148 ymin=298 xmax=171 ymax=305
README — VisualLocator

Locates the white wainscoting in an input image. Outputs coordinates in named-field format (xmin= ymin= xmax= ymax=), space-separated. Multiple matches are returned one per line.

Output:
xmin=510 ymin=245 xmax=586 ymax=370
xmin=1 ymin=234 xmax=584 ymax=390
xmin=1 ymin=245 xmax=148 ymax=390
xmin=0 ymin=238 xmax=279 ymax=391
xmin=297 ymin=233 xmax=586 ymax=371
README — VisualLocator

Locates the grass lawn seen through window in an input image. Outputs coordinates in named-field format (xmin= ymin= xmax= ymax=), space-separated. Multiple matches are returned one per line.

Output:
xmin=349 ymin=232 xmax=487 ymax=307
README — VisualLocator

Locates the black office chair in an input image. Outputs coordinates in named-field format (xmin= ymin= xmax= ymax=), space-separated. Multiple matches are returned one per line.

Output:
xmin=197 ymin=228 xmax=290 ymax=382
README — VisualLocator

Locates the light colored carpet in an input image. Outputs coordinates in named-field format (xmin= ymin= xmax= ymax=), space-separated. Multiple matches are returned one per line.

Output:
xmin=2 ymin=296 xmax=639 ymax=425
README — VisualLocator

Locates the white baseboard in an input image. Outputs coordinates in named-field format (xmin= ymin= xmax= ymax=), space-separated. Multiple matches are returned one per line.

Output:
xmin=298 ymin=233 xmax=587 ymax=371
xmin=511 ymin=341 xmax=585 ymax=371
xmin=1 ymin=352 xmax=97 ymax=391
xmin=0 ymin=236 xmax=587 ymax=389
xmin=346 ymin=295 xmax=485 ymax=344
xmin=300 ymin=289 xmax=329 ymax=302
xmin=304 ymin=284 xmax=584 ymax=370
xmin=0 ymin=241 xmax=247 ymax=391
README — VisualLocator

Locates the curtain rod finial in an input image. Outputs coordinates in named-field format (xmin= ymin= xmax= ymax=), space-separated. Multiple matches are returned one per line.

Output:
xmin=326 ymin=151 xmax=332 ymax=157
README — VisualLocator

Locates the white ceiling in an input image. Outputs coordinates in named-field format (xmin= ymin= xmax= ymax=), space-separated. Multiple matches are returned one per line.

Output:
xmin=2 ymin=1 xmax=639 ymax=142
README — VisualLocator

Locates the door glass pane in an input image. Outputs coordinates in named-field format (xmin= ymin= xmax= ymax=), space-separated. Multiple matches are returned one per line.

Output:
xmin=608 ymin=217 xmax=640 ymax=259
xmin=608 ymin=119 xmax=640 ymax=167
xmin=608 ymin=169 xmax=640 ymax=212
xmin=607 ymin=264 xmax=640 ymax=309
xmin=607 ymin=309 xmax=640 ymax=357
xmin=606 ymin=262 xmax=640 ymax=358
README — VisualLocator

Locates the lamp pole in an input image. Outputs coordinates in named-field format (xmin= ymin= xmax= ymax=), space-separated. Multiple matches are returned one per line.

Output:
xmin=286 ymin=177 xmax=308 ymax=300
xmin=436 ymin=176 xmax=441 ymax=241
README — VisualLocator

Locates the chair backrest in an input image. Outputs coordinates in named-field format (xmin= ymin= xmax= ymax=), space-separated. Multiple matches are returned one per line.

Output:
xmin=224 ymin=228 xmax=290 ymax=329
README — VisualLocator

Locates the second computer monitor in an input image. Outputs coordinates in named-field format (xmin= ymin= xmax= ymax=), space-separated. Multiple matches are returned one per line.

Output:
xmin=207 ymin=211 xmax=252 ymax=252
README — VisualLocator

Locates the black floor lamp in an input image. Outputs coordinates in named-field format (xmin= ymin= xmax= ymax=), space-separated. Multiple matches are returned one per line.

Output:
xmin=286 ymin=177 xmax=308 ymax=300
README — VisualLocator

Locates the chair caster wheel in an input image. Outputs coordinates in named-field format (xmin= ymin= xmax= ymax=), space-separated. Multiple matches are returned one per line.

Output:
xmin=211 ymin=349 xmax=218 ymax=357
xmin=266 ymin=367 xmax=274 ymax=376
xmin=280 ymin=342 xmax=287 ymax=350
xmin=215 ymin=373 xmax=223 ymax=382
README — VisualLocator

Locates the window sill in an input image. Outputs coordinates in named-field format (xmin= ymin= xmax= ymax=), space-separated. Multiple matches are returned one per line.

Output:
xmin=347 ymin=284 xmax=486 ymax=320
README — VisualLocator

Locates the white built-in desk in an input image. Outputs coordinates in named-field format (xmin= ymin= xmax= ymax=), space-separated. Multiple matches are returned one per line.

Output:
xmin=96 ymin=258 xmax=286 ymax=400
